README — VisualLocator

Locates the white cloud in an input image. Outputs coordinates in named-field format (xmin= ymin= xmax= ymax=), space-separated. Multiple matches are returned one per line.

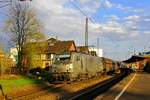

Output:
xmin=101 ymin=0 xmax=116 ymax=8
xmin=28 ymin=0 xmax=150 ymax=61
xmin=100 ymin=0 xmax=144 ymax=14
xmin=77 ymin=0 xmax=101 ymax=14
xmin=87 ymin=20 xmax=140 ymax=42
xmin=143 ymin=31 xmax=150 ymax=35
xmin=125 ymin=15 xmax=140 ymax=22
xmin=100 ymin=0 xmax=130 ymax=12
xmin=0 ymin=0 xmax=149 ymax=60
xmin=105 ymin=15 xmax=119 ymax=21
xmin=29 ymin=0 xmax=141 ymax=42
xmin=31 ymin=0 xmax=83 ymax=33
xmin=144 ymin=18 xmax=150 ymax=22
xmin=103 ymin=0 xmax=112 ymax=8
xmin=132 ymin=9 xmax=144 ymax=13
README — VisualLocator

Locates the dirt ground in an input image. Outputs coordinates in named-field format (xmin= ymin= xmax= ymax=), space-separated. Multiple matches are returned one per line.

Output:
xmin=0 ymin=75 xmax=112 ymax=100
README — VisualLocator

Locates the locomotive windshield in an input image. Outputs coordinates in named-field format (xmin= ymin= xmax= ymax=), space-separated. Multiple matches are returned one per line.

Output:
xmin=54 ymin=54 xmax=71 ymax=64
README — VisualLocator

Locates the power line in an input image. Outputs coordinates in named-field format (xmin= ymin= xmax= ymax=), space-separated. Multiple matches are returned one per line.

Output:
xmin=0 ymin=0 xmax=11 ymax=3
xmin=94 ymin=0 xmax=122 ymax=47
xmin=69 ymin=0 xmax=121 ymax=48
xmin=68 ymin=0 xmax=96 ymax=23
xmin=69 ymin=0 xmax=86 ymax=16
xmin=0 ymin=3 xmax=11 ymax=8
xmin=0 ymin=0 xmax=11 ymax=8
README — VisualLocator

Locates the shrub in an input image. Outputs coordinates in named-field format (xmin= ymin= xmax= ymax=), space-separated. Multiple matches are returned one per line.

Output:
xmin=40 ymin=70 xmax=52 ymax=81
xmin=29 ymin=67 xmax=42 ymax=75
xmin=143 ymin=61 xmax=150 ymax=73
xmin=28 ymin=67 xmax=52 ymax=81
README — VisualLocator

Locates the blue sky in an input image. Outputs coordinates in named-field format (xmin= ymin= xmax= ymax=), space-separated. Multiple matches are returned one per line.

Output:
xmin=0 ymin=0 xmax=150 ymax=60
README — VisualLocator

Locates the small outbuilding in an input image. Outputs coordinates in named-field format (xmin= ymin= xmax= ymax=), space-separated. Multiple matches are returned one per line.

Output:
xmin=123 ymin=55 xmax=150 ymax=70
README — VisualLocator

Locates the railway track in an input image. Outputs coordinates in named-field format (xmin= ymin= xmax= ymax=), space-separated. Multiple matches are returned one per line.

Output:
xmin=10 ymin=75 xmax=110 ymax=100
xmin=9 ymin=84 xmax=65 ymax=100
xmin=4 ymin=69 xmax=130 ymax=100
xmin=64 ymin=68 xmax=131 ymax=100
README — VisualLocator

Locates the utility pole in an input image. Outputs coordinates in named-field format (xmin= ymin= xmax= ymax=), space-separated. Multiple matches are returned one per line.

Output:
xmin=97 ymin=37 xmax=99 ymax=50
xmin=85 ymin=17 xmax=88 ymax=47
xmin=134 ymin=49 xmax=136 ymax=55
xmin=56 ymin=36 xmax=58 ymax=40
xmin=97 ymin=37 xmax=99 ymax=56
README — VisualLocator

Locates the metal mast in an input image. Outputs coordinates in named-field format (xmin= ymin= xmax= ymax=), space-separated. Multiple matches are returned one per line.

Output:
xmin=97 ymin=37 xmax=99 ymax=50
xmin=85 ymin=17 xmax=88 ymax=47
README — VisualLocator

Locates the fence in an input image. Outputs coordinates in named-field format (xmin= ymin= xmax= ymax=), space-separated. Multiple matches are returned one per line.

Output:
xmin=0 ymin=66 xmax=29 ymax=76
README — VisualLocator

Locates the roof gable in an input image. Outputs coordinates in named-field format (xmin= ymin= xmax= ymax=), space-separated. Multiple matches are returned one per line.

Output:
xmin=23 ymin=39 xmax=76 ymax=54
xmin=46 ymin=40 xmax=76 ymax=54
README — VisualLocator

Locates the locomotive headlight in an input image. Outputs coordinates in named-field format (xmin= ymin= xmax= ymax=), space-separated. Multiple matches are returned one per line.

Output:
xmin=52 ymin=65 xmax=56 ymax=69
xmin=51 ymin=65 xmax=57 ymax=72
xmin=67 ymin=64 xmax=73 ymax=69
xmin=67 ymin=64 xmax=73 ymax=72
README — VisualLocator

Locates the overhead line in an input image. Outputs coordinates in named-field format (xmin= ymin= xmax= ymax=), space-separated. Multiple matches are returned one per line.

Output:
xmin=0 ymin=0 xmax=11 ymax=3
xmin=97 ymin=0 xmax=121 ymax=47
xmin=0 ymin=3 xmax=11 ymax=8
xmin=68 ymin=0 xmax=96 ymax=24
xmin=69 ymin=0 xmax=87 ymax=16
xmin=69 ymin=0 xmax=121 ymax=48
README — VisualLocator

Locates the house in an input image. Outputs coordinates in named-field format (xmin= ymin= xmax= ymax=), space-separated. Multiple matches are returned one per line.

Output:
xmin=0 ymin=50 xmax=4 ymax=58
xmin=123 ymin=55 xmax=150 ymax=70
xmin=22 ymin=38 xmax=76 ymax=68
xmin=142 ymin=51 xmax=150 ymax=57
xmin=76 ymin=46 xmax=103 ymax=57
xmin=0 ymin=49 xmax=15 ymax=75
xmin=10 ymin=48 xmax=18 ymax=62
xmin=0 ymin=50 xmax=5 ymax=71
xmin=89 ymin=48 xmax=103 ymax=57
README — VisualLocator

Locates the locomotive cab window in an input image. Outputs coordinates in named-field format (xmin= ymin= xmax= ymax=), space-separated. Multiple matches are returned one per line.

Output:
xmin=54 ymin=54 xmax=71 ymax=63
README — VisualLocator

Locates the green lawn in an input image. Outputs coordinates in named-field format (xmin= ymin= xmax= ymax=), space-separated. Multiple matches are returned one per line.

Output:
xmin=0 ymin=75 xmax=43 ymax=93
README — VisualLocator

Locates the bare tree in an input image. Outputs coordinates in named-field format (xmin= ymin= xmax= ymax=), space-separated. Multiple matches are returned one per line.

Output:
xmin=5 ymin=2 xmax=45 ymax=69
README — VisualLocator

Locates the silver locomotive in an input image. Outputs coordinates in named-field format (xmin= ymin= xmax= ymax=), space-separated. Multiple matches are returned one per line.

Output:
xmin=50 ymin=52 xmax=121 ymax=82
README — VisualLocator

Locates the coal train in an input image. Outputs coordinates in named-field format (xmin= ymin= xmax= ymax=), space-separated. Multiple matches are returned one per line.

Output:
xmin=49 ymin=52 xmax=126 ymax=82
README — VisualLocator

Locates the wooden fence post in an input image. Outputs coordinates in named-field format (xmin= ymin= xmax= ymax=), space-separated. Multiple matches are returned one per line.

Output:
xmin=0 ymin=84 xmax=4 ymax=96
xmin=0 ymin=64 xmax=1 ymax=76
xmin=0 ymin=84 xmax=9 ymax=100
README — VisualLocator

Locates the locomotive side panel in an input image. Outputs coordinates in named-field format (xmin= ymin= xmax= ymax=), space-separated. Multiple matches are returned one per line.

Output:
xmin=71 ymin=53 xmax=103 ymax=79
xmin=86 ymin=54 xmax=103 ymax=77
xmin=71 ymin=53 xmax=85 ymax=80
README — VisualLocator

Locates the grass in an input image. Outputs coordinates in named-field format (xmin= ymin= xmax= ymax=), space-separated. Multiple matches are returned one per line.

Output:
xmin=0 ymin=75 xmax=44 ymax=93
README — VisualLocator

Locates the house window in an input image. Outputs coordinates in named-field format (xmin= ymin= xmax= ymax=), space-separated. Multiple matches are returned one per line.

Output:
xmin=46 ymin=54 xmax=51 ymax=60
xmin=35 ymin=54 xmax=41 ymax=60
xmin=45 ymin=62 xmax=49 ymax=67
xmin=41 ymin=54 xmax=46 ymax=59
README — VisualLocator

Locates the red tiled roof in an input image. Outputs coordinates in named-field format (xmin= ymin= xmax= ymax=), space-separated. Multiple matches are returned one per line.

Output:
xmin=46 ymin=41 xmax=76 ymax=54
xmin=123 ymin=56 xmax=146 ymax=63
xmin=23 ymin=39 xmax=76 ymax=54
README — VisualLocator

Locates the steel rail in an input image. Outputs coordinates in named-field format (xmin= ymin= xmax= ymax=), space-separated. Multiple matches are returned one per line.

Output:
xmin=66 ymin=69 xmax=130 ymax=100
